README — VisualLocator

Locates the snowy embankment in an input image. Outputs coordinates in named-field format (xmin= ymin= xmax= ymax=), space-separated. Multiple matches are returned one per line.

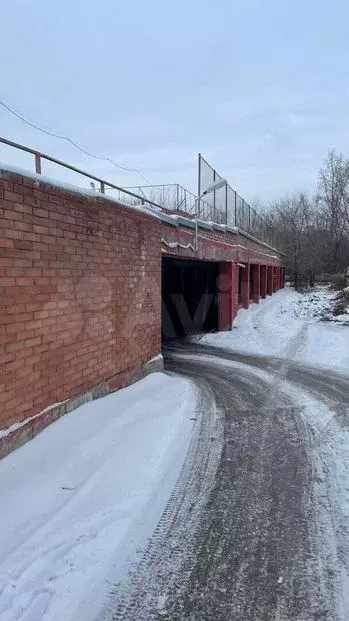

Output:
xmin=202 ymin=287 xmax=349 ymax=374
xmin=0 ymin=373 xmax=196 ymax=621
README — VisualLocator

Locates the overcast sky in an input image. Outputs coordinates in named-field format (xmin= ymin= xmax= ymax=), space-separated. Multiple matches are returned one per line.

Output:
xmin=1 ymin=0 xmax=348 ymax=204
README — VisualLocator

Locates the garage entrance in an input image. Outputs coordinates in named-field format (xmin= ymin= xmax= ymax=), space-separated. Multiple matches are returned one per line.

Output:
xmin=162 ymin=257 xmax=219 ymax=339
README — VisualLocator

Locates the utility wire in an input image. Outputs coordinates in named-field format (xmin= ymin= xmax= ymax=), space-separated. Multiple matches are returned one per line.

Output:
xmin=0 ymin=97 xmax=151 ymax=185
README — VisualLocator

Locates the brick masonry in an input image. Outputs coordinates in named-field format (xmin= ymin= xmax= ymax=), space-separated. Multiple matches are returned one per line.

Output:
xmin=0 ymin=169 xmax=162 ymax=440
xmin=1 ymin=168 xmax=284 ymax=455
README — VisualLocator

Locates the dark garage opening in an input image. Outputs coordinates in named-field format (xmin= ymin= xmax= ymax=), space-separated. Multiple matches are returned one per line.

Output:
xmin=162 ymin=257 xmax=219 ymax=340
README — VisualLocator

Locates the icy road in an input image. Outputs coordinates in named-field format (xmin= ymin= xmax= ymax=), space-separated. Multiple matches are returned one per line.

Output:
xmin=112 ymin=288 xmax=349 ymax=621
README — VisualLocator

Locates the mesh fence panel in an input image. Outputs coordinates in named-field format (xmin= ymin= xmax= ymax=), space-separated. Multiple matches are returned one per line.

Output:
xmin=198 ymin=154 xmax=275 ymax=246
xmin=226 ymin=185 xmax=235 ymax=227
xmin=118 ymin=157 xmax=276 ymax=247
xmin=199 ymin=156 xmax=225 ymax=222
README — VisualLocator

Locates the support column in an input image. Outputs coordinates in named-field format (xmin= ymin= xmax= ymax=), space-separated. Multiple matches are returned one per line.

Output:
xmin=241 ymin=262 xmax=250 ymax=309
xmin=260 ymin=265 xmax=267 ymax=299
xmin=267 ymin=266 xmax=273 ymax=295
xmin=218 ymin=262 xmax=233 ymax=331
xmin=232 ymin=262 xmax=239 ymax=322
xmin=282 ymin=267 xmax=285 ymax=288
xmin=218 ymin=261 xmax=240 ymax=330
xmin=278 ymin=266 xmax=281 ymax=290
xmin=253 ymin=264 xmax=261 ymax=303
xmin=249 ymin=264 xmax=254 ymax=302
xmin=272 ymin=266 xmax=277 ymax=293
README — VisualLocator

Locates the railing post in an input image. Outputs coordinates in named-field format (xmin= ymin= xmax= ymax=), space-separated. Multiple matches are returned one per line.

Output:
xmin=100 ymin=181 xmax=105 ymax=194
xmin=35 ymin=154 xmax=41 ymax=175
xmin=234 ymin=192 xmax=237 ymax=226
xmin=197 ymin=153 xmax=201 ymax=220
xmin=213 ymin=169 xmax=216 ymax=213
xmin=225 ymin=182 xmax=228 ymax=225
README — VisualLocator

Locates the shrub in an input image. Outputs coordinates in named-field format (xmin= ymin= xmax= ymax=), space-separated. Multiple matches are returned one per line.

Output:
xmin=329 ymin=274 xmax=346 ymax=291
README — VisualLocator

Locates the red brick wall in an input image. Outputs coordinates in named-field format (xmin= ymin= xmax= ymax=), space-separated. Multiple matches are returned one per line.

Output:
xmin=0 ymin=170 xmax=161 ymax=430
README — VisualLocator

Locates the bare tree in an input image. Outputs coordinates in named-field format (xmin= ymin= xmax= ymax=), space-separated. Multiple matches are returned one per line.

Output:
xmin=316 ymin=149 xmax=349 ymax=272
xmin=261 ymin=150 xmax=349 ymax=288
xmin=268 ymin=193 xmax=316 ymax=289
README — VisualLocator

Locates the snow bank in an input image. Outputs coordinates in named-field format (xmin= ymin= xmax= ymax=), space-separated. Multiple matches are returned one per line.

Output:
xmin=202 ymin=288 xmax=349 ymax=375
xmin=202 ymin=290 xmax=303 ymax=358
xmin=295 ymin=323 xmax=349 ymax=372
xmin=0 ymin=372 xmax=196 ymax=621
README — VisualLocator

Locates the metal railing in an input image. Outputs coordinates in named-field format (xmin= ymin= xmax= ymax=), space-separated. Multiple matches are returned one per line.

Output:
xmin=122 ymin=184 xmax=197 ymax=213
xmin=0 ymin=137 xmax=164 ymax=212
xmin=118 ymin=183 xmax=226 ymax=221
xmin=0 ymin=137 xmax=276 ymax=247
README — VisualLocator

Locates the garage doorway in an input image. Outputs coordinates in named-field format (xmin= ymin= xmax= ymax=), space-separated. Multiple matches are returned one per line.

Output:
xmin=162 ymin=257 xmax=219 ymax=340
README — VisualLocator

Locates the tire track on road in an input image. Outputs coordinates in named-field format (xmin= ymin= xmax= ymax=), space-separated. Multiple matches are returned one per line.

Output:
xmin=109 ymin=341 xmax=349 ymax=621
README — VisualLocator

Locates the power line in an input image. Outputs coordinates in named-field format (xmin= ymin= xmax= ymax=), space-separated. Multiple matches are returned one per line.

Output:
xmin=0 ymin=97 xmax=151 ymax=185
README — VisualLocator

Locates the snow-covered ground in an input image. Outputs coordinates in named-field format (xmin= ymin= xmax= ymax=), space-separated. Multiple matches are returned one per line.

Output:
xmin=202 ymin=287 xmax=349 ymax=374
xmin=0 ymin=373 xmax=196 ymax=621
xmin=1 ymin=286 xmax=349 ymax=621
